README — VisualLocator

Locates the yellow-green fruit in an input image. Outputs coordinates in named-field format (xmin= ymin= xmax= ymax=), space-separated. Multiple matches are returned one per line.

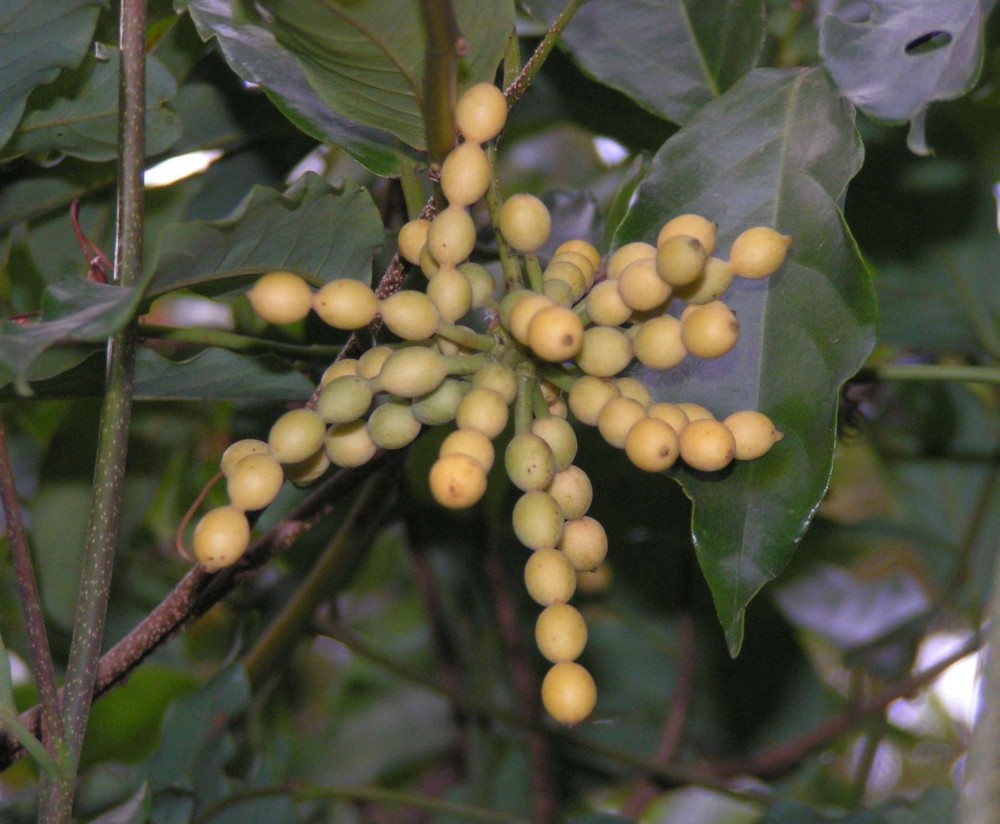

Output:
xmin=528 ymin=305 xmax=585 ymax=362
xmin=508 ymin=293 xmax=555 ymax=345
xmin=499 ymin=193 xmax=551 ymax=254
xmin=459 ymin=261 xmax=497 ymax=308
xmin=676 ymin=402 xmax=715 ymax=422
xmin=617 ymin=257 xmax=671 ymax=311
xmin=455 ymin=387 xmax=509 ymax=439
xmin=226 ymin=453 xmax=285 ymax=511
xmin=657 ymin=213 xmax=718 ymax=256
xmin=313 ymin=279 xmax=379 ymax=330
xmin=427 ymin=265 xmax=473 ymax=323
xmin=413 ymin=378 xmax=468 ymax=426
xmin=543 ymin=259 xmax=588 ymax=301
xmin=549 ymin=251 xmax=596 ymax=290
xmin=679 ymin=419 xmax=736 ymax=472
xmin=728 ymin=226 xmax=792 ymax=279
xmin=427 ymin=206 xmax=476 ymax=266
xmin=541 ymin=661 xmax=596 ymax=725
xmin=379 ymin=290 xmax=441 ymax=341
xmin=368 ymin=399 xmax=421 ymax=450
xmin=554 ymin=239 xmax=601 ymax=273
xmin=680 ymin=300 xmax=739 ymax=359
xmin=567 ymin=375 xmax=620 ymax=426
xmin=576 ymin=562 xmax=613 ymax=596
xmin=440 ymin=141 xmax=492 ymax=207
xmin=505 ymin=432 xmax=556 ymax=492
xmin=545 ymin=465 xmax=592 ymax=519
xmin=585 ymin=280 xmax=632 ymax=326
xmin=221 ymin=439 xmax=271 ymax=477
xmin=607 ymin=241 xmax=655 ymax=280
xmin=420 ymin=245 xmax=440 ymax=279
xmin=632 ymin=315 xmax=687 ymax=370
xmin=624 ymin=417 xmax=680 ymax=472
xmin=455 ymin=82 xmax=508 ymax=143
xmin=324 ymin=420 xmax=377 ymax=467
xmin=317 ymin=375 xmax=374 ymax=424
xmin=531 ymin=415 xmax=577 ymax=471
xmin=472 ymin=361 xmax=518 ymax=404
xmin=559 ymin=516 xmax=608 ymax=571
xmin=513 ymin=490 xmax=565 ymax=551
xmin=284 ymin=448 xmax=331 ymax=487
xmin=597 ymin=397 xmax=646 ymax=449
xmin=320 ymin=358 xmax=359 ymax=387
xmin=524 ymin=548 xmax=576 ymax=606
xmin=268 ymin=409 xmax=327 ymax=464
xmin=429 ymin=453 xmax=488 ymax=509
xmin=247 ymin=271 xmax=313 ymax=325
xmin=535 ymin=603 xmax=588 ymax=663
xmin=676 ymin=256 xmax=734 ymax=304
xmin=576 ymin=326 xmax=633 ymax=378
xmin=357 ymin=345 xmax=394 ymax=380
xmin=439 ymin=428 xmax=495 ymax=473
xmin=193 ymin=506 xmax=251 ymax=573
xmin=397 ymin=218 xmax=431 ymax=265
xmin=656 ymin=234 xmax=707 ymax=286
xmin=723 ymin=410 xmax=784 ymax=460
xmin=376 ymin=346 xmax=447 ymax=398
xmin=542 ymin=277 xmax=575 ymax=306
xmin=615 ymin=377 xmax=652 ymax=408
xmin=648 ymin=402 xmax=690 ymax=434
xmin=499 ymin=288 xmax=535 ymax=329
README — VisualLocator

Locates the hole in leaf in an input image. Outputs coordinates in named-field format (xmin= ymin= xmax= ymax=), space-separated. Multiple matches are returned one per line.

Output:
xmin=905 ymin=31 xmax=952 ymax=55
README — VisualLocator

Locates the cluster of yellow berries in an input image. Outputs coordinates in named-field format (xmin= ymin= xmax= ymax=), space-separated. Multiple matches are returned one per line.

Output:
xmin=188 ymin=82 xmax=790 ymax=726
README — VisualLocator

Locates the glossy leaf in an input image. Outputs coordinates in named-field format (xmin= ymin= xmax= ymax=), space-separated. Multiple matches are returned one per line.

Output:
xmin=819 ymin=0 xmax=989 ymax=154
xmin=614 ymin=67 xmax=877 ymax=654
xmin=527 ymin=0 xmax=766 ymax=125
xmin=3 ymin=51 xmax=182 ymax=162
xmin=260 ymin=0 xmax=514 ymax=149
xmin=147 ymin=172 xmax=383 ymax=299
xmin=0 ymin=0 xmax=103 ymax=152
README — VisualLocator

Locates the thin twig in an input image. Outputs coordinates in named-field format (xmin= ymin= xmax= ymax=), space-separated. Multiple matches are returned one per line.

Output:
xmin=503 ymin=0 xmax=586 ymax=106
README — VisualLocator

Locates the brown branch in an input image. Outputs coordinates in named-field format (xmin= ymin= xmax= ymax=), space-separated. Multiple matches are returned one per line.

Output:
xmin=503 ymin=0 xmax=586 ymax=107
xmin=0 ymin=452 xmax=398 ymax=769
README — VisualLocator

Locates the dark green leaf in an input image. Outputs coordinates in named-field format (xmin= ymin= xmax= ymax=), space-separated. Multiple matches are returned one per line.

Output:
xmin=0 ymin=631 xmax=15 ymax=713
xmin=819 ymin=0 xmax=989 ymax=154
xmin=179 ymin=0 xmax=414 ymax=175
xmin=147 ymin=172 xmax=383 ymax=299
xmin=0 ymin=157 xmax=116 ymax=232
xmin=761 ymin=787 xmax=956 ymax=823
xmin=614 ymin=67 xmax=877 ymax=654
xmin=260 ymin=0 xmax=514 ymax=148
xmin=527 ymin=0 xmax=766 ymax=125
xmin=0 ymin=0 xmax=104 ymax=152
xmin=3 ymin=51 xmax=182 ymax=162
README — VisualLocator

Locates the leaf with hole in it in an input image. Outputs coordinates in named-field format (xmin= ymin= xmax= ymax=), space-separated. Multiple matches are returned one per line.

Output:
xmin=2 ymin=51 xmax=182 ymax=163
xmin=527 ymin=0 xmax=765 ymax=125
xmin=147 ymin=172 xmax=383 ymax=299
xmin=819 ymin=0 xmax=990 ymax=154
xmin=259 ymin=0 xmax=514 ymax=150
xmin=613 ymin=67 xmax=877 ymax=655
xmin=0 ymin=0 xmax=104 ymax=153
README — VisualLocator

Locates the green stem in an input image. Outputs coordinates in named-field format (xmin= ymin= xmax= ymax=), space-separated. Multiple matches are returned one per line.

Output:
xmin=503 ymin=0 xmax=586 ymax=106
xmin=399 ymin=161 xmax=427 ymax=222
xmin=138 ymin=323 xmax=342 ymax=360
xmin=502 ymin=28 xmax=521 ymax=90
xmin=190 ymin=782 xmax=533 ymax=824
xmin=514 ymin=360 xmax=536 ymax=434
xmin=436 ymin=323 xmax=496 ymax=353
xmin=858 ymin=363 xmax=1000 ymax=384
xmin=535 ymin=365 xmax=576 ymax=393
xmin=484 ymin=145 xmax=524 ymax=293
xmin=0 ymin=709 xmax=59 ymax=777
xmin=524 ymin=254 xmax=544 ymax=293
xmin=440 ymin=351 xmax=490 ymax=376
xmin=419 ymin=0 xmax=460 ymax=207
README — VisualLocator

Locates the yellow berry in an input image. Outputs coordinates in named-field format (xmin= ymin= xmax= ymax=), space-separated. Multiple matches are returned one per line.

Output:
xmin=499 ymin=193 xmax=551 ymax=254
xmin=427 ymin=206 xmax=476 ymax=266
xmin=439 ymin=428 xmax=495 ymax=473
xmin=607 ymin=242 xmax=655 ymax=280
xmin=530 ymin=416 xmax=577 ymax=471
xmin=559 ymin=516 xmax=608 ymax=571
xmin=535 ymin=603 xmax=588 ymax=663
xmin=567 ymin=375 xmax=620 ymax=426
xmin=375 ymin=346 xmax=448 ymax=398
xmin=324 ymin=420 xmax=378 ymax=467
xmin=676 ymin=256 xmax=734 ymax=304
xmin=729 ymin=226 xmax=792 ymax=279
xmin=472 ymin=361 xmax=518 ymax=404
xmin=678 ymin=419 xmax=736 ymax=472
xmin=624 ymin=417 xmax=680 ymax=472
xmin=507 ymin=292 xmax=554 ymax=345
xmin=655 ymin=234 xmax=707 ymax=286
xmin=657 ymin=213 xmax=718 ymax=256
xmin=226 ymin=453 xmax=284 ymax=511
xmin=647 ymin=402 xmax=690 ymax=434
xmin=596 ymin=397 xmax=646 ymax=449
xmin=397 ymin=219 xmax=431 ymax=265
xmin=585 ymin=280 xmax=632 ymax=327
xmin=616 ymin=257 xmax=671 ymax=311
xmin=268 ymin=409 xmax=327 ymax=464
xmin=455 ymin=387 xmax=509 ymax=439
xmin=313 ymin=279 xmax=378 ymax=330
xmin=379 ymin=290 xmax=441 ymax=341
xmin=440 ymin=141 xmax=492 ymax=207
xmin=545 ymin=465 xmax=593 ymax=519
xmin=426 ymin=265 xmax=473 ymax=323
xmin=284 ymin=448 xmax=331 ymax=487
xmin=220 ymin=439 xmax=271 ymax=477
xmin=455 ymin=82 xmax=508 ymax=143
xmin=367 ymin=399 xmax=421 ymax=450
xmin=513 ymin=491 xmax=565 ymax=551
xmin=575 ymin=326 xmax=633 ymax=378
xmin=553 ymin=239 xmax=601 ymax=273
xmin=247 ymin=271 xmax=313 ymax=325
xmin=541 ymin=662 xmax=596 ymax=725
xmin=193 ymin=506 xmax=250 ymax=573
xmin=527 ymin=305 xmax=585 ymax=362
xmin=632 ymin=316 xmax=687 ymax=370
xmin=524 ymin=548 xmax=576 ymax=605
xmin=505 ymin=432 xmax=556 ymax=492
xmin=429 ymin=453 xmax=488 ymax=509
xmin=723 ymin=410 xmax=784 ymax=460
xmin=680 ymin=300 xmax=739 ymax=359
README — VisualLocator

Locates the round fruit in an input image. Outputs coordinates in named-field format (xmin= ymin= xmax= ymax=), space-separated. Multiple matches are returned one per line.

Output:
xmin=499 ymin=193 xmax=551 ymax=254
xmin=678 ymin=419 xmax=736 ymax=472
xmin=607 ymin=242 xmax=655 ymax=280
xmin=426 ymin=265 xmax=473 ymax=323
xmin=412 ymin=378 xmax=467 ymax=426
xmin=541 ymin=662 xmax=596 ymax=726
xmin=427 ymin=206 xmax=477 ymax=266
xmin=376 ymin=346 xmax=448 ymax=398
xmin=268 ymin=408 xmax=327 ymax=464
xmin=624 ymin=417 xmax=680 ymax=472
xmin=320 ymin=358 xmax=359 ymax=386
xmin=615 ymin=377 xmax=652 ymax=408
xmin=524 ymin=548 xmax=576 ymax=606
xmin=617 ymin=257 xmax=671 ymax=311
xmin=193 ymin=505 xmax=251 ymax=573
xmin=542 ymin=277 xmax=574 ymax=306
xmin=317 ymin=375 xmax=374 ymax=424
xmin=397 ymin=219 xmax=431 ymax=265
xmin=676 ymin=402 xmax=715 ymax=422
xmin=575 ymin=326 xmax=633 ymax=378
xmin=379 ymin=290 xmax=442 ymax=341
xmin=545 ymin=465 xmax=593 ymax=519
xmin=657 ymin=213 xmax=718 ymax=256
xmin=313 ymin=279 xmax=379 ymax=330
xmin=535 ymin=603 xmax=588 ymax=663
xmin=553 ymin=238 xmax=601 ymax=272
xmin=455 ymin=387 xmax=509 ymax=439
xmin=632 ymin=315 xmax=687 ymax=370
xmin=723 ymin=410 xmax=784 ymax=460
xmin=368 ymin=399 xmax=421 ymax=450
xmin=655 ymin=234 xmax=707 ymax=286
xmin=284 ymin=448 xmax=331 ymax=487
xmin=676 ymin=256 xmax=734 ymax=304
xmin=247 ymin=271 xmax=313 ymax=325
xmin=728 ymin=226 xmax=792 ymax=279
xmin=527 ymin=305 xmax=585 ymax=362
xmin=458 ymin=261 xmax=497 ymax=308
xmin=439 ymin=428 xmax=495 ymax=473
xmin=324 ymin=420 xmax=378 ymax=467
xmin=455 ymin=82 xmax=508 ymax=143
xmin=221 ymin=439 xmax=271 ymax=477
xmin=512 ymin=490 xmax=565 ymax=551
xmin=576 ymin=562 xmax=613 ymax=596
xmin=549 ymin=251 xmax=596 ymax=290
xmin=226 ymin=453 xmax=284 ymax=511
xmin=440 ymin=141 xmax=492 ymax=207
xmin=543 ymin=259 xmax=588 ymax=301
xmin=559 ymin=516 xmax=608 ymax=571
xmin=420 ymin=245 xmax=440 ymax=278
xmin=647 ymin=402 xmax=690 ymax=434
xmin=597 ymin=396 xmax=646 ymax=449
xmin=530 ymin=416 xmax=577 ymax=471
xmin=567 ymin=375 xmax=620 ymax=426
xmin=472 ymin=361 xmax=518 ymax=404
xmin=680 ymin=300 xmax=739 ymax=359
xmin=357 ymin=345 xmax=394 ymax=380
xmin=429 ymin=453 xmax=488 ymax=509
xmin=507 ymin=293 xmax=554 ymax=344
xmin=505 ymin=432 xmax=556 ymax=492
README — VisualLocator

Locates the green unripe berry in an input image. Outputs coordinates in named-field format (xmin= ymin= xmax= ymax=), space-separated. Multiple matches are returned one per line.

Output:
xmin=226 ymin=453 xmax=285 ymax=511
xmin=524 ymin=548 xmax=576 ymax=606
xmin=632 ymin=315 xmax=687 ymax=370
xmin=324 ymin=419 xmax=377 ymax=467
xmin=559 ymin=516 xmax=608 ymax=571
xmin=458 ymin=261 xmax=497 ymax=307
xmin=657 ymin=213 xmax=718 ymax=256
xmin=456 ymin=387 xmax=509 ymax=439
xmin=541 ymin=662 xmax=596 ymax=726
xmin=567 ymin=375 xmax=620 ymax=426
xmin=624 ymin=417 xmax=680 ymax=472
xmin=535 ymin=603 xmax=588 ymax=663
xmin=585 ymin=280 xmax=632 ymax=326
xmin=317 ymin=375 xmax=374 ymax=424
xmin=617 ymin=257 xmax=671 ymax=311
xmin=678 ymin=418 xmax=736 ymax=472
xmin=729 ymin=226 xmax=791 ymax=279
xmin=193 ymin=506 xmax=251 ymax=573
xmin=398 ymin=218 xmax=431 ymax=265
xmin=440 ymin=141 xmax=492 ymax=207
xmin=221 ymin=439 xmax=271 ymax=477
xmin=607 ymin=242 xmax=655 ymax=280
xmin=499 ymin=193 xmax=551 ymax=254
xmin=426 ymin=265 xmax=473 ymax=323
xmin=376 ymin=346 xmax=448 ymax=398
xmin=512 ymin=490 xmax=565 ymax=551
xmin=284 ymin=448 xmax=331 ymax=487
xmin=676 ymin=256 xmax=734 ymax=304
xmin=439 ymin=428 xmax=495 ymax=473
xmin=247 ymin=271 xmax=313 ymax=325
xmin=367 ymin=399 xmax=421 ymax=450
xmin=472 ymin=361 xmax=518 ymax=404
xmin=656 ymin=234 xmax=707 ymax=286
xmin=680 ymin=300 xmax=739 ymax=359
xmin=313 ymin=279 xmax=378 ymax=330
xmin=505 ymin=432 xmax=556 ymax=492
xmin=597 ymin=397 xmax=646 ymax=449
xmin=545 ymin=465 xmax=592 ymax=519
xmin=380 ymin=290 xmax=442 ymax=341
xmin=722 ymin=410 xmax=784 ymax=460
xmin=527 ymin=305 xmax=585 ymax=362
xmin=412 ymin=378 xmax=468 ymax=425
xmin=542 ymin=277 xmax=575 ymax=306
xmin=530 ymin=416 xmax=577 ymax=471
xmin=268 ymin=409 xmax=327 ymax=464
xmin=429 ymin=453 xmax=488 ymax=509
xmin=455 ymin=82 xmax=508 ymax=143
xmin=427 ymin=206 xmax=477 ymax=266
xmin=576 ymin=326 xmax=633 ymax=378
